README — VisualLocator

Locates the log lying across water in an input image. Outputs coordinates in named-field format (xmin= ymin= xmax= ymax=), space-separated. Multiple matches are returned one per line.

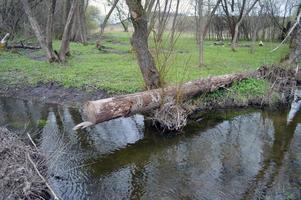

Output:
xmin=74 ymin=70 xmax=260 ymax=130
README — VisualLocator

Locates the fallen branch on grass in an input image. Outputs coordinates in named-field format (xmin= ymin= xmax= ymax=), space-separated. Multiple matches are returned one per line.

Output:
xmin=7 ymin=42 xmax=41 ymax=50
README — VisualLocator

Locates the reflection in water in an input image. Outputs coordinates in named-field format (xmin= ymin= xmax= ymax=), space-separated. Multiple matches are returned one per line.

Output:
xmin=0 ymin=96 xmax=300 ymax=200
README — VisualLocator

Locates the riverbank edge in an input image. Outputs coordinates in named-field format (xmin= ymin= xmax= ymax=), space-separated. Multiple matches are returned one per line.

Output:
xmin=0 ymin=77 xmax=295 ymax=111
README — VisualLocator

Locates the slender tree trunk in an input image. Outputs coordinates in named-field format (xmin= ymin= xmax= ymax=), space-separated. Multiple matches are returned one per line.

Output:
xmin=198 ymin=0 xmax=204 ymax=66
xmin=126 ymin=0 xmax=160 ymax=89
xmin=59 ymin=0 xmax=78 ymax=62
xmin=146 ymin=0 xmax=158 ymax=37
xmin=169 ymin=0 xmax=180 ymax=45
xmin=120 ymin=20 xmax=129 ymax=32
xmin=231 ymin=0 xmax=259 ymax=51
xmin=231 ymin=20 xmax=242 ymax=51
xmin=46 ymin=0 xmax=58 ymax=61
xmin=287 ymin=12 xmax=301 ymax=65
xmin=198 ymin=0 xmax=221 ymax=66
xmin=21 ymin=0 xmax=55 ymax=61
xmin=100 ymin=0 xmax=119 ymax=37
xmin=70 ymin=0 xmax=87 ymax=43
xmin=156 ymin=0 xmax=172 ymax=42
xmin=250 ymin=27 xmax=258 ymax=54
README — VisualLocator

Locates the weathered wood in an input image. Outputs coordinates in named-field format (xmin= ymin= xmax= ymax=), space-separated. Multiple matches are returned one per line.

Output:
xmin=7 ymin=43 xmax=41 ymax=50
xmin=0 ymin=33 xmax=10 ymax=50
xmin=74 ymin=71 xmax=257 ymax=130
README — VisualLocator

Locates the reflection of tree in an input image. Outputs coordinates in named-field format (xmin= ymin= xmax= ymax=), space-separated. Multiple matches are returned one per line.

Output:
xmin=242 ymin=109 xmax=301 ymax=200
xmin=89 ymin=117 xmax=224 ymax=177
xmin=129 ymin=165 xmax=147 ymax=200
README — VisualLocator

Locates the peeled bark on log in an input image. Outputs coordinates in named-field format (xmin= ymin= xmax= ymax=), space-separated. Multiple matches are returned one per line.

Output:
xmin=74 ymin=71 xmax=258 ymax=130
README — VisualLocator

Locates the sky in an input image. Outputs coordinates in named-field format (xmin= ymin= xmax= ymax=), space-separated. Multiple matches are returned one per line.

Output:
xmin=90 ymin=0 xmax=195 ymax=19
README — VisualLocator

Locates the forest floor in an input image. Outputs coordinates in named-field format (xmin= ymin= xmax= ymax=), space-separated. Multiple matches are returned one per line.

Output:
xmin=0 ymin=32 xmax=290 ymax=106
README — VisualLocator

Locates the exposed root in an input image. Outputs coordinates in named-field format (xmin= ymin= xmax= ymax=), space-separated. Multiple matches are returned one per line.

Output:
xmin=151 ymin=97 xmax=191 ymax=131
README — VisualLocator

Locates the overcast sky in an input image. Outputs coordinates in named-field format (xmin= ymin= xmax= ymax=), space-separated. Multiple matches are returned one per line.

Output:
xmin=90 ymin=0 xmax=195 ymax=19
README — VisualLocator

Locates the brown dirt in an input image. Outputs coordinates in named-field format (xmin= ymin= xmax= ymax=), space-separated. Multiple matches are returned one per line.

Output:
xmin=0 ymin=82 xmax=109 ymax=107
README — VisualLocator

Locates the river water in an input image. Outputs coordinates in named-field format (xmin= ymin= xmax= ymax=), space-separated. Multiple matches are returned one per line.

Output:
xmin=0 ymin=92 xmax=300 ymax=200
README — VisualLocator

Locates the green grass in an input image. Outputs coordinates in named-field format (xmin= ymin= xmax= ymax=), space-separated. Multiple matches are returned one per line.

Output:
xmin=0 ymin=32 xmax=289 ymax=93
xmin=195 ymin=78 xmax=281 ymax=107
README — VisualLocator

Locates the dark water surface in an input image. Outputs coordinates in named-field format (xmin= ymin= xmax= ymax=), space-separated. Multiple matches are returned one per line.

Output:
xmin=0 ymin=92 xmax=301 ymax=200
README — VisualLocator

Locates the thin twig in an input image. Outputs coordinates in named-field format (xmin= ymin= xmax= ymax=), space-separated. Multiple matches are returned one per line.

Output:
xmin=27 ymin=132 xmax=38 ymax=151
xmin=27 ymin=153 xmax=61 ymax=200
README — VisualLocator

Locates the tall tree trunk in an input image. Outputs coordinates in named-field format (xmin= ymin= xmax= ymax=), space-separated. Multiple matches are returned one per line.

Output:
xmin=231 ymin=0 xmax=258 ymax=51
xmin=59 ymin=0 xmax=78 ymax=62
xmin=46 ymin=0 xmax=59 ymax=61
xmin=287 ymin=12 xmax=301 ymax=65
xmin=198 ymin=0 xmax=204 ymax=66
xmin=198 ymin=0 xmax=221 ymax=66
xmin=21 ymin=0 xmax=55 ymax=61
xmin=169 ymin=0 xmax=180 ymax=45
xmin=100 ymin=0 xmax=119 ymax=37
xmin=70 ymin=0 xmax=87 ymax=43
xmin=126 ymin=0 xmax=160 ymax=89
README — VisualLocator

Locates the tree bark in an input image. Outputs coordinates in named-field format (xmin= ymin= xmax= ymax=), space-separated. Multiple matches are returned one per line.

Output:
xmin=74 ymin=70 xmax=257 ymax=129
xmin=287 ymin=11 xmax=301 ymax=65
xmin=59 ymin=0 xmax=78 ymax=62
xmin=70 ymin=0 xmax=87 ymax=43
xmin=197 ymin=0 xmax=222 ymax=66
xmin=46 ymin=0 xmax=59 ymax=61
xmin=231 ymin=0 xmax=259 ymax=51
xmin=21 ymin=0 xmax=55 ymax=61
xmin=126 ymin=0 xmax=160 ymax=89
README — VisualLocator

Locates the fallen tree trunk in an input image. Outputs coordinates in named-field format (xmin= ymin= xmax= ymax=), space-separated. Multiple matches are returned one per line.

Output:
xmin=7 ymin=43 xmax=41 ymax=50
xmin=74 ymin=70 xmax=260 ymax=130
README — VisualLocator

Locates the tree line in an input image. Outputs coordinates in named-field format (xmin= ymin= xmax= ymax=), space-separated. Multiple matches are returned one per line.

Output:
xmin=0 ymin=0 xmax=300 ymax=88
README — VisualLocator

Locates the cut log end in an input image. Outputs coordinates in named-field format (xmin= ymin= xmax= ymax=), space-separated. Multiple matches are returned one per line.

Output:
xmin=83 ymin=101 xmax=98 ymax=123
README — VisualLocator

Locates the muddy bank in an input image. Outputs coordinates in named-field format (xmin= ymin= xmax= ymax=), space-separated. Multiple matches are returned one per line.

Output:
xmin=0 ymin=66 xmax=297 ymax=112
xmin=0 ymin=82 xmax=108 ymax=107
xmin=0 ymin=128 xmax=51 ymax=200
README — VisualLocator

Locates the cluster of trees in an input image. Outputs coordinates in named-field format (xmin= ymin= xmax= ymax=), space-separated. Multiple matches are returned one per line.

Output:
xmin=0 ymin=0 xmax=300 ymax=88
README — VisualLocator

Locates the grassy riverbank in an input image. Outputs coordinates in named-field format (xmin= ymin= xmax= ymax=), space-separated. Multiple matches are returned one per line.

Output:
xmin=0 ymin=32 xmax=288 ymax=95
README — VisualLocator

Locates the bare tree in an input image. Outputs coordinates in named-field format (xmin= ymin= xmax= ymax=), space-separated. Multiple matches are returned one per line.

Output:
xmin=125 ymin=0 xmax=160 ymax=89
xmin=221 ymin=0 xmax=259 ymax=51
xmin=169 ymin=0 xmax=180 ymax=44
xmin=155 ymin=0 xmax=172 ymax=42
xmin=287 ymin=7 xmax=301 ymax=65
xmin=114 ymin=1 xmax=130 ymax=32
xmin=100 ymin=0 xmax=119 ymax=37
xmin=59 ymin=0 xmax=79 ymax=62
xmin=144 ymin=0 xmax=158 ymax=36
xmin=195 ymin=0 xmax=222 ymax=66
xmin=70 ymin=0 xmax=88 ymax=43
xmin=21 ymin=0 xmax=79 ymax=62
xmin=21 ymin=0 xmax=57 ymax=61
xmin=250 ymin=3 xmax=265 ymax=53
xmin=266 ymin=0 xmax=297 ymax=41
